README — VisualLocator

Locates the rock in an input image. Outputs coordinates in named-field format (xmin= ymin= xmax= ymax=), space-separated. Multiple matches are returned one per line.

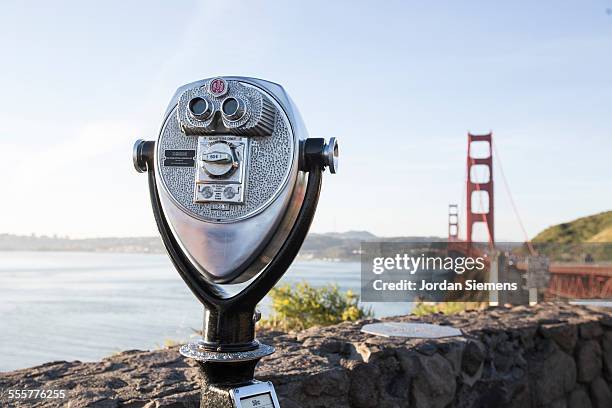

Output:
xmin=544 ymin=399 xmax=568 ymax=408
xmin=589 ymin=376 xmax=612 ymax=408
xmin=415 ymin=342 xmax=438 ymax=356
xmin=511 ymin=325 xmax=538 ymax=350
xmin=141 ymin=390 xmax=199 ymax=408
xmin=277 ymin=397 xmax=303 ymax=408
xmin=64 ymin=391 xmax=119 ymax=408
xmin=568 ymin=387 xmax=592 ymax=408
xmin=454 ymin=376 xmax=529 ymax=408
xmin=348 ymin=363 xmax=380 ymax=408
xmin=411 ymin=353 xmax=456 ymax=408
xmin=461 ymin=363 xmax=484 ymax=387
xmin=601 ymin=317 xmax=612 ymax=328
xmin=386 ymin=372 xmax=411 ymax=402
xmin=353 ymin=342 xmax=395 ymax=363
xmin=372 ymin=356 xmax=409 ymax=405
xmin=580 ymin=322 xmax=603 ymax=339
xmin=529 ymin=341 xmax=576 ymax=406
xmin=602 ymin=332 xmax=612 ymax=381
xmin=492 ymin=340 xmax=521 ymax=373
xmin=439 ymin=339 xmax=465 ymax=376
xmin=304 ymin=337 xmax=349 ymax=356
xmin=461 ymin=340 xmax=486 ymax=377
xmin=301 ymin=368 xmax=349 ymax=398
xmin=395 ymin=348 xmax=420 ymax=377
xmin=540 ymin=323 xmax=578 ymax=353
xmin=577 ymin=340 xmax=603 ymax=383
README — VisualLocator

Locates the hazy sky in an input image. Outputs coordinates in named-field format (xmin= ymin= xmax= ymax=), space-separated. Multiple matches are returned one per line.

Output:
xmin=1 ymin=1 xmax=611 ymax=240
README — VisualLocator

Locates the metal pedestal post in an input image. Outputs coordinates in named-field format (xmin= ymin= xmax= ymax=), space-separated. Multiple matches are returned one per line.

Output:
xmin=180 ymin=308 xmax=276 ymax=408
xmin=198 ymin=360 xmax=258 ymax=408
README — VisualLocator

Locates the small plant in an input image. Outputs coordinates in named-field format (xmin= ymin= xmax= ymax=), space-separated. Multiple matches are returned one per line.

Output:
xmin=260 ymin=282 xmax=373 ymax=331
xmin=411 ymin=301 xmax=487 ymax=316
xmin=163 ymin=338 xmax=180 ymax=348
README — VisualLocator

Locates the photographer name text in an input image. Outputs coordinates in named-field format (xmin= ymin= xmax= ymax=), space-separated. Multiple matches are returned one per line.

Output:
xmin=372 ymin=279 xmax=518 ymax=291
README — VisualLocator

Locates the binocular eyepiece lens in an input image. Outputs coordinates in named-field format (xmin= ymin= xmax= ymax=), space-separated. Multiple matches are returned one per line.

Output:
xmin=221 ymin=97 xmax=245 ymax=121
xmin=189 ymin=97 xmax=212 ymax=119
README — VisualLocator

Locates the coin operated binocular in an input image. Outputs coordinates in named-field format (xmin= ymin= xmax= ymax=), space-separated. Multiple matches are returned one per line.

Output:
xmin=133 ymin=77 xmax=338 ymax=408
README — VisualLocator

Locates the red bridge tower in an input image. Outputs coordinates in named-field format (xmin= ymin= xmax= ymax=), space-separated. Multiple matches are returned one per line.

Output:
xmin=466 ymin=132 xmax=494 ymax=244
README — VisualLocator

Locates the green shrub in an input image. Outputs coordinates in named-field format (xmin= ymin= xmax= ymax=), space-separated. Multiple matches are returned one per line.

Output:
xmin=260 ymin=282 xmax=373 ymax=331
xmin=411 ymin=301 xmax=487 ymax=316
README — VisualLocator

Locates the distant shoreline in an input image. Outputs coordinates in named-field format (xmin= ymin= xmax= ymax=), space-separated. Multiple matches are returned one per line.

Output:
xmin=0 ymin=232 xmax=443 ymax=262
xmin=0 ymin=248 xmax=354 ymax=263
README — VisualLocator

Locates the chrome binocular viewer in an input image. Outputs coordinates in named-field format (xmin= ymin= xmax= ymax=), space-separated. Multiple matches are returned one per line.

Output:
xmin=133 ymin=77 xmax=338 ymax=408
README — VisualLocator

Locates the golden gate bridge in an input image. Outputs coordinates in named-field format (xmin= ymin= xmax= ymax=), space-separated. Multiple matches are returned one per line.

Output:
xmin=448 ymin=132 xmax=612 ymax=300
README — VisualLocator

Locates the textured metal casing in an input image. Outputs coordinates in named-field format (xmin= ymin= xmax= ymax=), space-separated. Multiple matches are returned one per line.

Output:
xmin=154 ymin=77 xmax=308 ymax=284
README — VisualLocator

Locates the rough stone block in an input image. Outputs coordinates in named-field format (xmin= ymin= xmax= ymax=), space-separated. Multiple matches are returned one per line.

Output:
xmin=544 ymin=398 xmax=568 ymax=408
xmin=577 ymin=340 xmax=603 ymax=383
xmin=301 ymin=368 xmax=349 ymax=398
xmin=438 ymin=339 xmax=466 ymax=376
xmin=412 ymin=353 xmax=456 ymax=408
xmin=580 ymin=322 xmax=604 ymax=339
xmin=461 ymin=340 xmax=486 ymax=377
xmin=589 ymin=377 xmax=612 ymax=408
xmin=602 ymin=332 xmax=612 ymax=382
xmin=568 ymin=387 xmax=592 ymax=408
xmin=348 ymin=363 xmax=380 ymax=408
xmin=540 ymin=323 xmax=578 ymax=353
xmin=529 ymin=342 xmax=576 ymax=406
xmin=589 ymin=376 xmax=612 ymax=408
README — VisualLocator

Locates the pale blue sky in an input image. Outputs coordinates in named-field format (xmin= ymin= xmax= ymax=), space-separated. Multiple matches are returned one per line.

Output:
xmin=0 ymin=1 xmax=611 ymax=240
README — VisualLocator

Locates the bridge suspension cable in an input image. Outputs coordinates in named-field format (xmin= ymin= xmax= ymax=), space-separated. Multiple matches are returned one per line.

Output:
xmin=491 ymin=140 xmax=537 ymax=256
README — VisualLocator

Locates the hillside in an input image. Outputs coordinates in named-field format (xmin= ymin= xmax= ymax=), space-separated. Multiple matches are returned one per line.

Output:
xmin=0 ymin=234 xmax=165 ymax=253
xmin=588 ymin=226 xmax=612 ymax=243
xmin=0 ymin=232 xmax=443 ymax=261
xmin=532 ymin=211 xmax=612 ymax=244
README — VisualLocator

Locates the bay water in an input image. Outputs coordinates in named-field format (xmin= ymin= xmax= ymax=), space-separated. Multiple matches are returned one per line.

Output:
xmin=0 ymin=251 xmax=412 ymax=371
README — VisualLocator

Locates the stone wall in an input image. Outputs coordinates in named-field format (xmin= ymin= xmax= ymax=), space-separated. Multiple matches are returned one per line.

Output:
xmin=1 ymin=303 xmax=611 ymax=408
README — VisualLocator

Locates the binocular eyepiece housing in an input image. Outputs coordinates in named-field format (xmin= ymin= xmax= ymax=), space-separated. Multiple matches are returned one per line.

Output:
xmin=135 ymin=77 xmax=337 ymax=287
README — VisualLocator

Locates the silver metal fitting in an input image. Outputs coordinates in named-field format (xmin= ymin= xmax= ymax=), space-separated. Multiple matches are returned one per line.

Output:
xmin=323 ymin=137 xmax=338 ymax=174
xmin=300 ymin=137 xmax=339 ymax=173
xmin=133 ymin=139 xmax=148 ymax=173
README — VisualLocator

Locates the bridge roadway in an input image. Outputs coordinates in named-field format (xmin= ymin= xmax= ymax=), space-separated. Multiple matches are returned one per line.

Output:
xmin=515 ymin=262 xmax=612 ymax=299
